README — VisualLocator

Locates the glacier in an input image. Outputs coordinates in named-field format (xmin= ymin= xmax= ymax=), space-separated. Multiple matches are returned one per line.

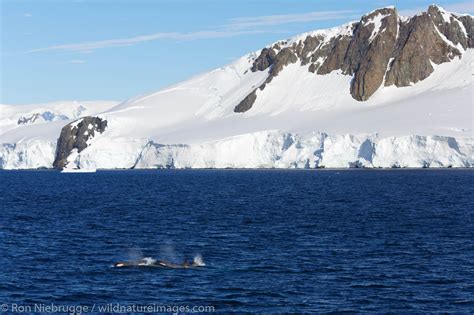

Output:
xmin=1 ymin=131 xmax=471 ymax=170
xmin=0 ymin=140 xmax=56 ymax=169
xmin=138 ymin=133 xmax=472 ymax=169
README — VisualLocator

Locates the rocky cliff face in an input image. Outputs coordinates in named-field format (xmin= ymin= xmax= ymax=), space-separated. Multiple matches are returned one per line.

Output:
xmin=235 ymin=5 xmax=473 ymax=111
xmin=53 ymin=116 xmax=107 ymax=169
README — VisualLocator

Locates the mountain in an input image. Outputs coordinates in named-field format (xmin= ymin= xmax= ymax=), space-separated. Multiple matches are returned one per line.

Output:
xmin=1 ymin=5 xmax=473 ymax=170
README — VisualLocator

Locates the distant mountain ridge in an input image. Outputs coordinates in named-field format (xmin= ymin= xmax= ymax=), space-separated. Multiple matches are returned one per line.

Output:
xmin=0 ymin=101 xmax=118 ymax=136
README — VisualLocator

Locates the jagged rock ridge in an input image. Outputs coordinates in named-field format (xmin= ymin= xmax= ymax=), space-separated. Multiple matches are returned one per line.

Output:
xmin=234 ymin=5 xmax=473 ymax=112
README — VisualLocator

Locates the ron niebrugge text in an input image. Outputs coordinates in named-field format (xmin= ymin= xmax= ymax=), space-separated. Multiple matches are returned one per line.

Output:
xmin=1 ymin=303 xmax=215 ymax=314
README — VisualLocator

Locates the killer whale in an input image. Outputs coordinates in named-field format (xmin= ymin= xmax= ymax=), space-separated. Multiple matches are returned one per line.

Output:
xmin=113 ymin=257 xmax=204 ymax=269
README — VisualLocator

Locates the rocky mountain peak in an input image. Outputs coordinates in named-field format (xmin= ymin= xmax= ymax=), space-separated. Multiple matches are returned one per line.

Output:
xmin=234 ymin=5 xmax=473 ymax=112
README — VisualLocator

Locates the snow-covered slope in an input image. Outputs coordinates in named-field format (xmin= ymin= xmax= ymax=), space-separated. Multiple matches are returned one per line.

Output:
xmin=1 ymin=5 xmax=473 ymax=170
xmin=0 ymin=101 xmax=118 ymax=169
xmin=94 ymin=52 xmax=472 ymax=144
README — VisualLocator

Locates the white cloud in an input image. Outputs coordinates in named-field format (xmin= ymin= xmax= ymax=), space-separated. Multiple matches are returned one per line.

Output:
xmin=28 ymin=9 xmax=354 ymax=53
xmin=28 ymin=29 xmax=276 ymax=53
xmin=24 ymin=13 xmax=32 ymax=18
xmin=32 ymin=33 xmax=179 ymax=53
xmin=68 ymin=59 xmax=85 ymax=64
xmin=227 ymin=10 xmax=356 ymax=29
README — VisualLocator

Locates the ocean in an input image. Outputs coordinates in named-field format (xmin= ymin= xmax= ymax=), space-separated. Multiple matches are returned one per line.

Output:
xmin=1 ymin=169 xmax=473 ymax=313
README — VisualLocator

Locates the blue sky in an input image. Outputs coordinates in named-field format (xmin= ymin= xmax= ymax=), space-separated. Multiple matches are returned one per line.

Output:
xmin=1 ymin=0 xmax=472 ymax=104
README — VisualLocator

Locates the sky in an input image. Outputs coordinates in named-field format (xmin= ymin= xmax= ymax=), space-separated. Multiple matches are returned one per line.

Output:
xmin=1 ymin=0 xmax=473 ymax=104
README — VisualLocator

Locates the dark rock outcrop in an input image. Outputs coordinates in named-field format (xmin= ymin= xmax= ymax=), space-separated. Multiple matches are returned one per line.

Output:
xmin=269 ymin=47 xmax=298 ymax=79
xmin=234 ymin=89 xmax=257 ymax=113
xmin=316 ymin=35 xmax=352 ymax=75
xmin=346 ymin=8 xmax=399 ymax=100
xmin=428 ymin=5 xmax=468 ymax=48
xmin=251 ymin=47 xmax=276 ymax=72
xmin=234 ymin=5 xmax=472 ymax=112
xmin=385 ymin=8 xmax=463 ymax=87
xmin=234 ymin=47 xmax=298 ymax=112
xmin=53 ymin=116 xmax=107 ymax=169
xmin=18 ymin=113 xmax=41 ymax=125
xmin=298 ymin=35 xmax=321 ymax=65
xmin=458 ymin=15 xmax=474 ymax=47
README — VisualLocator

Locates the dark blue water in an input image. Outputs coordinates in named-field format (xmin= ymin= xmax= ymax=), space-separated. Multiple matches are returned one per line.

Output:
xmin=1 ymin=170 xmax=473 ymax=313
